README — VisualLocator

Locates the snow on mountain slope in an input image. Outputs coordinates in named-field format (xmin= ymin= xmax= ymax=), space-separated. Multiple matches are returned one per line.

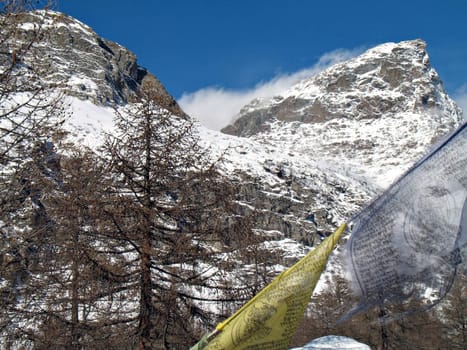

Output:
xmin=65 ymin=97 xmax=116 ymax=147
xmin=199 ymin=125 xmax=371 ymax=231
xmin=62 ymin=94 xmax=369 ymax=249
xmin=7 ymin=13 xmax=463 ymax=243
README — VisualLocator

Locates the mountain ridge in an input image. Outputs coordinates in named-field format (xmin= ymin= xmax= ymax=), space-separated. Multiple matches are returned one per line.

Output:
xmin=9 ymin=10 xmax=185 ymax=116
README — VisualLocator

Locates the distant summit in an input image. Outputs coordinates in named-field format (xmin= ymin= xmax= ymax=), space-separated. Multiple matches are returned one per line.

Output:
xmin=219 ymin=39 xmax=463 ymax=190
xmin=222 ymin=39 xmax=461 ymax=137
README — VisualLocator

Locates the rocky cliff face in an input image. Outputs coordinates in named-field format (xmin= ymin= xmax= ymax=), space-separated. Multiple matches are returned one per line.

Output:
xmin=6 ymin=10 xmax=185 ymax=116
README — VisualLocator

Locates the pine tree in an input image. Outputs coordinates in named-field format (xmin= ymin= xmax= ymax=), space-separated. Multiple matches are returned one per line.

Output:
xmin=102 ymin=80 xmax=244 ymax=349
xmin=31 ymin=149 xmax=135 ymax=349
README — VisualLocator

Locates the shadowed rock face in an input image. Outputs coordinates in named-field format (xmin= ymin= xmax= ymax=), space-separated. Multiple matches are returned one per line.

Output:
xmin=222 ymin=40 xmax=461 ymax=137
xmin=5 ymin=10 xmax=185 ymax=116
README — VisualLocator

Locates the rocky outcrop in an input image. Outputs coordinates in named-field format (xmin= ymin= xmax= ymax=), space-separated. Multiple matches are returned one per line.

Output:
xmin=5 ymin=10 xmax=185 ymax=116
xmin=230 ymin=171 xmax=366 ymax=245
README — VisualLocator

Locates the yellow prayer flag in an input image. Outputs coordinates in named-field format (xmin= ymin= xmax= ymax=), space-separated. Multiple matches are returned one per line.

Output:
xmin=200 ymin=223 xmax=346 ymax=350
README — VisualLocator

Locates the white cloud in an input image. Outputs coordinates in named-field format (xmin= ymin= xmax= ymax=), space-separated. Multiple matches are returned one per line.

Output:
xmin=178 ymin=49 xmax=361 ymax=130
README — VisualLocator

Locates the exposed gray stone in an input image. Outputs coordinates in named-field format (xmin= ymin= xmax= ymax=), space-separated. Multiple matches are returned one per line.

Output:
xmin=6 ymin=11 xmax=185 ymax=116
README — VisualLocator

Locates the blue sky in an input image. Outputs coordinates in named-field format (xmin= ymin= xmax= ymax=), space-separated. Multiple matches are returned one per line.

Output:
xmin=58 ymin=0 xmax=467 ymax=129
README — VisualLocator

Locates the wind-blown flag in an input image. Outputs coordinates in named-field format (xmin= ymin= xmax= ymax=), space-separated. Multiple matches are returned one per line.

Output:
xmin=343 ymin=122 xmax=466 ymax=320
xmin=190 ymin=224 xmax=346 ymax=350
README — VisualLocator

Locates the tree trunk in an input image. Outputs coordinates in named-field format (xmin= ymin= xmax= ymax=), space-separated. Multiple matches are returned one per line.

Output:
xmin=378 ymin=308 xmax=390 ymax=350
xmin=70 ymin=231 xmax=80 ymax=350
xmin=138 ymin=110 xmax=156 ymax=349
xmin=138 ymin=232 xmax=154 ymax=349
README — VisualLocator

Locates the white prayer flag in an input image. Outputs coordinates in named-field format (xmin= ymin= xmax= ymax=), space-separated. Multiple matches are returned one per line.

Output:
xmin=343 ymin=122 xmax=466 ymax=319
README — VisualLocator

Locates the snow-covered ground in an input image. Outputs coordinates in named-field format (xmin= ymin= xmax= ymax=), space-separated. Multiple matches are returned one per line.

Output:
xmin=291 ymin=336 xmax=371 ymax=350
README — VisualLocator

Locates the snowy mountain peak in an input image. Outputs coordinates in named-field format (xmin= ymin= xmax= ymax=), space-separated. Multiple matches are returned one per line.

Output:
xmin=6 ymin=10 xmax=185 ymax=116
xmin=218 ymin=39 xmax=462 ymax=191
xmin=222 ymin=39 xmax=461 ymax=137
